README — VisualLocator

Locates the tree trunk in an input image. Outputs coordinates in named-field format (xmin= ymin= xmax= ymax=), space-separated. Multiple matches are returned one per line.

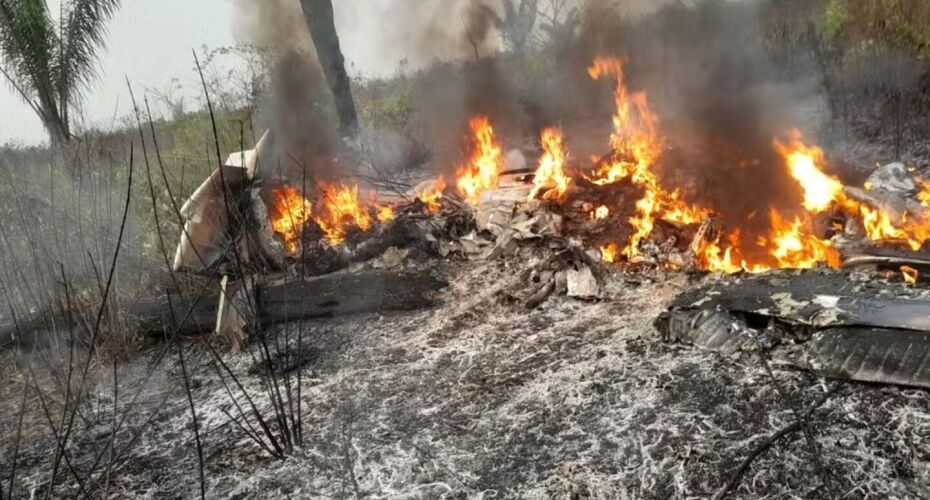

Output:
xmin=299 ymin=0 xmax=359 ymax=139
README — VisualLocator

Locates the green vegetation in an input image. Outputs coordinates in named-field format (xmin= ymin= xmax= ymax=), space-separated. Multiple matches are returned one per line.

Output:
xmin=0 ymin=0 xmax=122 ymax=147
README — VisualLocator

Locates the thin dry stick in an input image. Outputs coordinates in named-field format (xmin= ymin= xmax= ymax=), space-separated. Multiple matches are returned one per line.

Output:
xmin=711 ymin=384 xmax=841 ymax=500
xmin=177 ymin=342 xmax=206 ymax=499
xmin=6 ymin=379 xmax=29 ymax=500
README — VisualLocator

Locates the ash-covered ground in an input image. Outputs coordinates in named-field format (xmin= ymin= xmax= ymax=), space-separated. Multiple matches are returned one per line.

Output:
xmin=2 ymin=247 xmax=930 ymax=499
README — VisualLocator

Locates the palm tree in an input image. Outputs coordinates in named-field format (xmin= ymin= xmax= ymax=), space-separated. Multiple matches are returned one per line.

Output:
xmin=0 ymin=0 xmax=121 ymax=147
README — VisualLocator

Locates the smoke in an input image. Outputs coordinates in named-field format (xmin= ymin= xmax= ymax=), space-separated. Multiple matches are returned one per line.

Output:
xmin=229 ymin=0 xmax=336 ymax=179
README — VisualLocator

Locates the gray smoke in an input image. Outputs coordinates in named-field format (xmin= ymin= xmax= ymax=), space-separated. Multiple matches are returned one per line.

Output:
xmin=229 ymin=0 xmax=337 ymax=179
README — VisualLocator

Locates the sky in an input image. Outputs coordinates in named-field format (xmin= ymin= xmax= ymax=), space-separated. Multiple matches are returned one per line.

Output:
xmin=0 ymin=0 xmax=483 ymax=146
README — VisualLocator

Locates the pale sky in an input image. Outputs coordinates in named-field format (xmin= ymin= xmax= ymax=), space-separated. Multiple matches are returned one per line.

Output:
xmin=0 ymin=0 xmax=483 ymax=146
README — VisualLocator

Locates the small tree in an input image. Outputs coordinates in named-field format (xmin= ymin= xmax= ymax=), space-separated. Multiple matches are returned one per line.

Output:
xmin=0 ymin=0 xmax=121 ymax=148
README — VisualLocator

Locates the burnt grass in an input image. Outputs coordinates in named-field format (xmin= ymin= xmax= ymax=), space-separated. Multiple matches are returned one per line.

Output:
xmin=2 ymin=249 xmax=930 ymax=499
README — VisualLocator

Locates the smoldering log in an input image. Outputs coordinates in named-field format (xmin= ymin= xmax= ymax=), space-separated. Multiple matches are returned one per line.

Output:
xmin=1 ymin=271 xmax=446 ymax=346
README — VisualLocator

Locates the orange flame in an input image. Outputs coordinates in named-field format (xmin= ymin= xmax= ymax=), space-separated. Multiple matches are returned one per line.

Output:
xmin=696 ymin=240 xmax=748 ymax=275
xmin=768 ymin=210 xmax=841 ymax=269
xmin=270 ymin=187 xmax=314 ymax=253
xmin=529 ymin=127 xmax=571 ymax=201
xmin=917 ymin=178 xmax=930 ymax=207
xmin=587 ymin=56 xmax=711 ymax=259
xmin=694 ymin=210 xmax=840 ymax=274
xmin=601 ymin=243 xmax=618 ymax=263
xmin=377 ymin=205 xmax=395 ymax=222
xmin=457 ymin=116 xmax=504 ymax=206
xmin=902 ymin=265 xmax=919 ymax=284
xmin=417 ymin=176 xmax=447 ymax=213
xmin=776 ymin=131 xmax=930 ymax=252
xmin=315 ymin=182 xmax=374 ymax=246
xmin=775 ymin=131 xmax=845 ymax=213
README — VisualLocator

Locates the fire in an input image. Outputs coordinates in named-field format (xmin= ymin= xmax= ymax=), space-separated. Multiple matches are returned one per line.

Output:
xmin=696 ymin=240 xmax=747 ymax=275
xmin=315 ymin=182 xmax=374 ymax=246
xmin=593 ymin=205 xmax=610 ymax=220
xmin=587 ymin=57 xmax=662 ymax=186
xmin=768 ymin=210 xmax=841 ymax=269
xmin=625 ymin=187 xmax=658 ymax=259
xmin=457 ymin=116 xmax=504 ymax=206
xmin=601 ymin=243 xmax=618 ymax=263
xmin=270 ymin=187 xmax=314 ymax=253
xmin=417 ymin=176 xmax=446 ymax=213
xmin=586 ymin=56 xmax=711 ymax=259
xmin=775 ymin=131 xmax=930 ymax=251
xmin=694 ymin=211 xmax=840 ymax=274
xmin=662 ymin=190 xmax=711 ymax=225
xmin=529 ymin=128 xmax=571 ymax=201
xmin=917 ymin=178 xmax=930 ymax=207
xmin=902 ymin=265 xmax=919 ymax=284
xmin=377 ymin=205 xmax=395 ymax=222
xmin=775 ymin=132 xmax=845 ymax=213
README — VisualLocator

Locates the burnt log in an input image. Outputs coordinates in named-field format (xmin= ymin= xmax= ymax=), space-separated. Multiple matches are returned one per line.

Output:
xmin=134 ymin=270 xmax=445 ymax=336
xmin=2 ymin=271 xmax=446 ymax=347
xmin=258 ymin=271 xmax=445 ymax=325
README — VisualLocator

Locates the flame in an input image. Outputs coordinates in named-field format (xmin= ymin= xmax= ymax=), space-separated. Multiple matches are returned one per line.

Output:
xmin=315 ymin=182 xmax=373 ymax=246
xmin=529 ymin=127 xmax=571 ymax=201
xmin=593 ymin=205 xmax=610 ymax=220
xmin=775 ymin=131 xmax=845 ymax=213
xmin=377 ymin=205 xmax=395 ymax=222
xmin=417 ymin=176 xmax=446 ymax=213
xmin=662 ymin=190 xmax=711 ymax=225
xmin=902 ymin=265 xmax=919 ymax=284
xmin=768 ymin=210 xmax=841 ymax=269
xmin=694 ymin=211 xmax=840 ymax=274
xmin=916 ymin=178 xmax=930 ymax=207
xmin=587 ymin=57 xmax=662 ymax=186
xmin=601 ymin=243 xmax=618 ymax=263
xmin=457 ymin=116 xmax=504 ymax=206
xmin=270 ymin=187 xmax=314 ymax=253
xmin=625 ymin=187 xmax=658 ymax=259
xmin=696 ymin=240 xmax=748 ymax=275
xmin=587 ymin=57 xmax=711 ymax=259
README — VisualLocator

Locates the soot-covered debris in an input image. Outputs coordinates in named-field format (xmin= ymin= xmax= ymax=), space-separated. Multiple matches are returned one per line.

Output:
xmin=657 ymin=270 xmax=930 ymax=388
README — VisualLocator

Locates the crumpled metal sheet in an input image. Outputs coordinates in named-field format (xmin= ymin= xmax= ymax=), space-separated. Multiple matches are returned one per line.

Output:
xmin=657 ymin=270 xmax=930 ymax=389
xmin=773 ymin=326 xmax=930 ymax=389
xmin=667 ymin=271 xmax=930 ymax=331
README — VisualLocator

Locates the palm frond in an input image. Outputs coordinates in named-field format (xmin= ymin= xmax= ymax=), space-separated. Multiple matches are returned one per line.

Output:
xmin=58 ymin=0 xmax=121 ymax=99
xmin=0 ymin=0 xmax=59 ymax=115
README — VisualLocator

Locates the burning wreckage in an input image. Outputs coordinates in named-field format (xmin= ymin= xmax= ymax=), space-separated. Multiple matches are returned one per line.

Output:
xmin=44 ymin=57 xmax=930 ymax=390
